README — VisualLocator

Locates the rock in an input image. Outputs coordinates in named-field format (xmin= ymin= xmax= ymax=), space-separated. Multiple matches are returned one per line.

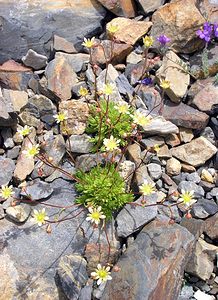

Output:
xmin=20 ymin=179 xmax=53 ymax=201
xmin=190 ymin=82 xmax=218 ymax=114
xmin=166 ymin=157 xmax=181 ymax=176
xmin=92 ymin=40 xmax=133 ymax=66
xmin=116 ymin=194 xmax=158 ymax=238
xmin=45 ymin=56 xmax=77 ymax=101
xmin=147 ymin=163 xmax=162 ymax=180
xmin=97 ymin=0 xmax=136 ymax=17
xmin=106 ymin=17 xmax=152 ymax=45
xmin=0 ymin=157 xmax=15 ymax=186
xmin=181 ymin=163 xmax=196 ymax=173
xmin=180 ymin=218 xmax=205 ymax=240
xmin=190 ymin=44 xmax=218 ymax=79
xmin=178 ymin=181 xmax=204 ymax=199
xmin=127 ymin=143 xmax=141 ymax=166
xmin=185 ymin=237 xmax=218 ymax=281
xmin=56 ymin=254 xmax=88 ymax=300
xmin=137 ymin=0 xmax=165 ymax=14
xmin=2 ymin=89 xmax=28 ymax=112
xmin=66 ymin=134 xmax=93 ymax=154
xmin=45 ymin=161 xmax=76 ymax=183
xmin=191 ymin=199 xmax=218 ymax=219
xmin=126 ymin=52 xmax=143 ymax=65
xmin=1 ymin=128 xmax=14 ymax=149
xmin=55 ymin=52 xmax=89 ymax=73
xmin=141 ymin=136 xmax=165 ymax=149
xmin=0 ymin=93 xmax=17 ymax=127
xmin=162 ymin=100 xmax=209 ymax=130
xmin=156 ymin=51 xmax=190 ymax=103
xmin=150 ymin=0 xmax=205 ymax=53
xmin=6 ymin=204 xmax=31 ymax=223
xmin=75 ymin=153 xmax=104 ymax=172
xmin=0 ymin=60 xmax=33 ymax=90
xmin=0 ymin=0 xmax=106 ymax=63
xmin=165 ymin=133 xmax=181 ymax=147
xmin=142 ymin=115 xmax=179 ymax=136
xmin=179 ymin=127 xmax=194 ymax=143
xmin=59 ymin=100 xmax=89 ymax=135
xmin=201 ymin=127 xmax=216 ymax=145
xmin=199 ymin=0 xmax=218 ymax=24
xmin=52 ymin=35 xmax=78 ymax=54
xmin=157 ymin=144 xmax=172 ymax=159
xmin=115 ymin=74 xmax=134 ymax=96
xmin=194 ymin=290 xmax=215 ymax=300
xmin=102 ymin=218 xmax=195 ymax=300
xmin=179 ymin=285 xmax=194 ymax=300
xmin=7 ymin=146 xmax=21 ymax=160
xmin=118 ymin=160 xmax=135 ymax=192
xmin=186 ymin=172 xmax=201 ymax=184
xmin=13 ymin=129 xmax=36 ymax=182
xmin=201 ymin=169 xmax=214 ymax=184
xmin=22 ymin=49 xmax=47 ymax=70
xmin=19 ymin=110 xmax=41 ymax=128
xmin=171 ymin=137 xmax=217 ymax=167
xmin=204 ymin=213 xmax=218 ymax=241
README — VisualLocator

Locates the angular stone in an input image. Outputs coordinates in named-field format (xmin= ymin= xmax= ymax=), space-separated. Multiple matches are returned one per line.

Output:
xmin=166 ymin=157 xmax=181 ymax=176
xmin=157 ymin=144 xmax=172 ymax=159
xmin=115 ymin=74 xmax=134 ymax=96
xmin=201 ymin=169 xmax=214 ymax=184
xmin=0 ymin=0 xmax=106 ymax=63
xmin=1 ymin=128 xmax=14 ymax=149
xmin=59 ymin=100 xmax=89 ymax=135
xmin=2 ymin=89 xmax=28 ymax=112
xmin=137 ymin=0 xmax=165 ymax=14
xmin=21 ymin=179 xmax=53 ymax=201
xmin=92 ymin=40 xmax=133 ymax=65
xmin=22 ymin=49 xmax=47 ymax=70
xmin=162 ymin=100 xmax=209 ymax=130
xmin=141 ymin=136 xmax=165 ymax=149
xmin=191 ymin=199 xmax=218 ymax=219
xmin=55 ymin=52 xmax=89 ymax=73
xmin=45 ymin=56 xmax=77 ymax=101
xmin=204 ymin=213 xmax=218 ymax=241
xmin=180 ymin=217 xmax=205 ymax=240
xmin=116 ymin=194 xmax=158 ymax=238
xmin=102 ymin=218 xmax=195 ymax=300
xmin=190 ymin=82 xmax=218 ymax=114
xmin=0 ymin=60 xmax=33 ymax=90
xmin=147 ymin=163 xmax=162 ymax=180
xmin=126 ymin=52 xmax=143 ymax=65
xmin=156 ymin=51 xmax=190 ymax=103
xmin=118 ymin=160 xmax=135 ymax=192
xmin=6 ymin=204 xmax=31 ymax=223
xmin=97 ymin=0 xmax=136 ymax=17
xmin=178 ymin=181 xmax=204 ymax=199
xmin=179 ymin=127 xmax=194 ymax=143
xmin=142 ymin=115 xmax=179 ymax=136
xmin=185 ymin=238 xmax=218 ymax=281
xmin=171 ymin=137 xmax=217 ymax=167
xmin=0 ymin=93 xmax=17 ymax=127
xmin=75 ymin=153 xmax=104 ymax=172
xmin=0 ymin=157 xmax=15 ymax=186
xmin=126 ymin=143 xmax=141 ymax=166
xmin=66 ymin=134 xmax=93 ymax=154
xmin=56 ymin=254 xmax=88 ymax=300
xmin=194 ymin=290 xmax=215 ymax=300
xmin=165 ymin=133 xmax=181 ymax=147
xmin=52 ymin=35 xmax=77 ymax=54
xmin=106 ymin=17 xmax=152 ymax=45
xmin=151 ymin=0 xmax=206 ymax=53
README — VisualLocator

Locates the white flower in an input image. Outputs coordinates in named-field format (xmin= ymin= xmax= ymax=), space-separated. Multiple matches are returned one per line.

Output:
xmin=102 ymin=83 xmax=116 ymax=96
xmin=86 ymin=206 xmax=106 ymax=225
xmin=114 ymin=101 xmax=130 ymax=114
xmin=133 ymin=111 xmax=152 ymax=127
xmin=32 ymin=208 xmax=49 ymax=226
xmin=0 ymin=185 xmax=14 ymax=199
xmin=178 ymin=190 xmax=196 ymax=208
xmin=139 ymin=180 xmax=155 ymax=196
xmin=17 ymin=125 xmax=32 ymax=137
xmin=91 ymin=264 xmax=112 ymax=285
xmin=54 ymin=111 xmax=68 ymax=123
xmin=22 ymin=144 xmax=40 ymax=158
xmin=103 ymin=135 xmax=120 ymax=152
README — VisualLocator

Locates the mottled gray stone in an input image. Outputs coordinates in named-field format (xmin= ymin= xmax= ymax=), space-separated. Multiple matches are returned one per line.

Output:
xmin=186 ymin=172 xmax=201 ymax=183
xmin=191 ymin=199 xmax=218 ymax=219
xmin=178 ymin=181 xmax=205 ymax=199
xmin=6 ymin=204 xmax=31 ymax=223
xmin=20 ymin=179 xmax=54 ymax=201
xmin=0 ymin=157 xmax=15 ymax=186
xmin=115 ymin=74 xmax=134 ymax=95
xmin=147 ymin=163 xmax=162 ymax=180
xmin=66 ymin=134 xmax=93 ymax=154
xmin=22 ymin=49 xmax=47 ymax=70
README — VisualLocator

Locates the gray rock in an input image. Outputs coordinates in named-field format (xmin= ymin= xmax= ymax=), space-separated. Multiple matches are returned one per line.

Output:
xmin=141 ymin=136 xmax=165 ymax=148
xmin=66 ymin=134 xmax=93 ymax=154
xmin=191 ymin=199 xmax=218 ymax=219
xmin=116 ymin=194 xmax=158 ymax=238
xmin=138 ymin=0 xmax=165 ymax=14
xmin=0 ymin=1 xmax=106 ymax=63
xmin=1 ymin=128 xmax=14 ymax=148
xmin=179 ymin=285 xmax=194 ymax=300
xmin=147 ymin=163 xmax=162 ymax=180
xmin=55 ymin=52 xmax=89 ymax=73
xmin=0 ymin=94 xmax=17 ymax=127
xmin=7 ymin=146 xmax=21 ymax=160
xmin=186 ymin=172 xmax=201 ymax=183
xmin=56 ymin=254 xmax=88 ymax=300
xmin=0 ymin=157 xmax=15 ymax=185
xmin=201 ymin=127 xmax=216 ymax=145
xmin=142 ymin=114 xmax=179 ymax=136
xmin=22 ymin=49 xmax=47 ymax=70
xmin=0 ymin=205 xmax=5 ymax=219
xmin=20 ymin=179 xmax=54 ymax=200
xmin=45 ymin=161 xmax=76 ymax=183
xmin=178 ymin=181 xmax=204 ymax=199
xmin=6 ymin=203 xmax=31 ymax=223
xmin=75 ymin=153 xmax=104 ymax=172
xmin=78 ymin=283 xmax=93 ymax=300
xmin=115 ymin=74 xmax=134 ymax=95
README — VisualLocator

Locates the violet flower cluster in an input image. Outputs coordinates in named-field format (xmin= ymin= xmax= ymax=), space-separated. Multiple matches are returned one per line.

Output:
xmin=157 ymin=34 xmax=171 ymax=46
xmin=196 ymin=22 xmax=218 ymax=43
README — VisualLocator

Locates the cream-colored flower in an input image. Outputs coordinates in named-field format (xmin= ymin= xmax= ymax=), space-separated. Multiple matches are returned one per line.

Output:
xmin=142 ymin=36 xmax=153 ymax=48
xmin=22 ymin=144 xmax=40 ymax=158
xmin=139 ymin=180 xmax=155 ymax=196
xmin=179 ymin=190 xmax=196 ymax=208
xmin=133 ymin=111 xmax=152 ymax=127
xmin=17 ymin=125 xmax=32 ymax=137
xmin=153 ymin=144 xmax=160 ymax=153
xmin=78 ymin=86 xmax=89 ymax=97
xmin=54 ymin=111 xmax=68 ymax=123
xmin=86 ymin=206 xmax=106 ymax=225
xmin=107 ymin=23 xmax=119 ymax=34
xmin=91 ymin=264 xmax=112 ymax=285
xmin=103 ymin=135 xmax=120 ymax=152
xmin=160 ymin=79 xmax=170 ymax=89
xmin=114 ymin=101 xmax=130 ymax=114
xmin=0 ymin=185 xmax=14 ymax=199
xmin=82 ymin=37 xmax=96 ymax=48
xmin=102 ymin=83 xmax=115 ymax=96
xmin=32 ymin=208 xmax=49 ymax=226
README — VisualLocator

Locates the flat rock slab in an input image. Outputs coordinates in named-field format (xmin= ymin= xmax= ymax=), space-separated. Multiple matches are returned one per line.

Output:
xmin=102 ymin=218 xmax=195 ymax=300
xmin=0 ymin=0 xmax=106 ymax=63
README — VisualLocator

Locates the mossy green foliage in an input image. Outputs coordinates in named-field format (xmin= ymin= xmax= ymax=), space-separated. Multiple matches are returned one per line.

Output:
xmin=86 ymin=100 xmax=133 ymax=152
xmin=75 ymin=164 xmax=134 ymax=219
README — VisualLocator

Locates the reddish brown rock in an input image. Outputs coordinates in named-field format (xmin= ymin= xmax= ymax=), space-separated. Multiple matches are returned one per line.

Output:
xmin=204 ymin=213 xmax=218 ymax=241
xmin=92 ymin=40 xmax=133 ymax=65
xmin=106 ymin=17 xmax=152 ymax=45
xmin=52 ymin=35 xmax=77 ymax=54
xmin=0 ymin=60 xmax=33 ymax=91
xmin=151 ymin=0 xmax=206 ymax=53
xmin=137 ymin=0 xmax=165 ymax=14
xmin=97 ymin=0 xmax=136 ymax=17
xmin=101 ymin=218 xmax=194 ymax=300
xmin=45 ymin=56 xmax=77 ymax=101
xmin=162 ymin=100 xmax=209 ymax=130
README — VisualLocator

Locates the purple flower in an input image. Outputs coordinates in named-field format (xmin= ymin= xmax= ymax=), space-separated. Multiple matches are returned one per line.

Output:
xmin=214 ymin=23 xmax=218 ymax=38
xmin=196 ymin=22 xmax=213 ymax=42
xmin=138 ymin=77 xmax=153 ymax=85
xmin=157 ymin=35 xmax=171 ymax=46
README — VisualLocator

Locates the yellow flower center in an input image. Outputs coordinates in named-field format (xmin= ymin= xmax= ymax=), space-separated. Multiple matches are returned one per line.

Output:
xmin=91 ymin=211 xmax=101 ymax=221
xmin=97 ymin=269 xmax=108 ymax=280
xmin=107 ymin=24 xmax=119 ymax=34
xmin=160 ymin=80 xmax=170 ymax=89
xmin=103 ymin=84 xmax=114 ymax=96
xmin=57 ymin=113 xmax=66 ymax=122
xmin=140 ymin=184 xmax=154 ymax=195
xmin=143 ymin=36 xmax=153 ymax=48
xmin=79 ymin=87 xmax=88 ymax=97
xmin=1 ymin=187 xmax=13 ymax=199
xmin=182 ymin=193 xmax=192 ymax=204
xmin=29 ymin=147 xmax=39 ymax=156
